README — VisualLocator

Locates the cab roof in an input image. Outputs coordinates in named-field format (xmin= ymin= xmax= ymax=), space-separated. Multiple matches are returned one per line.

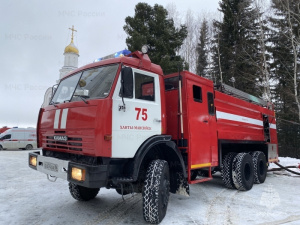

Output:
xmin=62 ymin=51 xmax=164 ymax=80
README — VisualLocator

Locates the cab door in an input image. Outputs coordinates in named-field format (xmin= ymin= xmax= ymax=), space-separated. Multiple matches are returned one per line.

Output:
xmin=112 ymin=67 xmax=162 ymax=158
xmin=2 ymin=134 xmax=13 ymax=149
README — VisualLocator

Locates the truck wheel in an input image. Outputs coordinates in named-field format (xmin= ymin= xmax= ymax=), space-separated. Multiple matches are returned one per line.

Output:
xmin=232 ymin=153 xmax=254 ymax=191
xmin=143 ymin=159 xmax=170 ymax=224
xmin=221 ymin=152 xmax=237 ymax=189
xmin=251 ymin=151 xmax=267 ymax=184
xmin=69 ymin=183 xmax=100 ymax=201
xmin=25 ymin=144 xmax=33 ymax=150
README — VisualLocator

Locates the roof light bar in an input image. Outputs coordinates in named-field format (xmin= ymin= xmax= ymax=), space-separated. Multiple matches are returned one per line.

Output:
xmin=94 ymin=49 xmax=131 ymax=62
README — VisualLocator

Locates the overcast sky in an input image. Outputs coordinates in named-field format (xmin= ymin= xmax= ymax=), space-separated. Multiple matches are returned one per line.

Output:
xmin=0 ymin=0 xmax=219 ymax=128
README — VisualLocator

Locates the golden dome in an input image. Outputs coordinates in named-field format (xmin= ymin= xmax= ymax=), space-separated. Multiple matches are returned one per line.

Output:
xmin=64 ymin=40 xmax=79 ymax=54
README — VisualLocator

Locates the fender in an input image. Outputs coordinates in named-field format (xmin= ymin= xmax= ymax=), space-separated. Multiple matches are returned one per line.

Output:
xmin=132 ymin=135 xmax=187 ymax=181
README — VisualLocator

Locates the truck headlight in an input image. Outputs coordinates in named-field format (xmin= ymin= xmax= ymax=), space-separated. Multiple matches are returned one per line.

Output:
xmin=71 ymin=167 xmax=86 ymax=181
xmin=29 ymin=155 xmax=37 ymax=167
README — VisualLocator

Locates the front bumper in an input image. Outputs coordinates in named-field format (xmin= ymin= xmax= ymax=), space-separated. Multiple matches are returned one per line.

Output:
xmin=28 ymin=152 xmax=108 ymax=188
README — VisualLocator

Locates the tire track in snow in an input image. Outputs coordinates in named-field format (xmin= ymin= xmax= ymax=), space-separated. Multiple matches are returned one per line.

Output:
xmin=258 ymin=215 xmax=300 ymax=225
xmin=205 ymin=189 xmax=240 ymax=225
xmin=84 ymin=193 xmax=142 ymax=225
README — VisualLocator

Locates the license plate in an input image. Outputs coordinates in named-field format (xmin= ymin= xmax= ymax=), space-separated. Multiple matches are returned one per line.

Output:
xmin=53 ymin=135 xmax=68 ymax=141
xmin=44 ymin=162 xmax=58 ymax=172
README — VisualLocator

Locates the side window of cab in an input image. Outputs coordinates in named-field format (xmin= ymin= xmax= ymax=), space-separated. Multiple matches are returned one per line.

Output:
xmin=1 ymin=134 xmax=11 ymax=140
xmin=135 ymin=73 xmax=155 ymax=101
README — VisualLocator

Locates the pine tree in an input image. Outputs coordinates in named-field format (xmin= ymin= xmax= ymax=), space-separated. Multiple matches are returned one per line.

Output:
xmin=212 ymin=0 xmax=261 ymax=96
xmin=269 ymin=0 xmax=300 ymax=158
xmin=123 ymin=3 xmax=188 ymax=74
xmin=269 ymin=0 xmax=300 ymax=122
xmin=196 ymin=19 xmax=209 ymax=76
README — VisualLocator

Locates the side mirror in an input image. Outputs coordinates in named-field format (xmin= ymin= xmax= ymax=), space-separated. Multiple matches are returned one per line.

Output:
xmin=120 ymin=67 xmax=133 ymax=98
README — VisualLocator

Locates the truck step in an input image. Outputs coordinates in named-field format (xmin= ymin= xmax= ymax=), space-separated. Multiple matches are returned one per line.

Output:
xmin=190 ymin=177 xmax=213 ymax=184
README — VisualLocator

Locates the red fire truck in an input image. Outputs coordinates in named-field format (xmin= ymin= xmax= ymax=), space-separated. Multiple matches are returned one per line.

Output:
xmin=29 ymin=46 xmax=278 ymax=224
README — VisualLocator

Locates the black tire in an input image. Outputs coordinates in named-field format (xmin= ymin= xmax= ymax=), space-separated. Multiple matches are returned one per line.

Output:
xmin=232 ymin=153 xmax=254 ymax=191
xmin=0 ymin=145 xmax=3 ymax=150
xmin=25 ymin=144 xmax=33 ymax=150
xmin=68 ymin=183 xmax=100 ymax=201
xmin=143 ymin=159 xmax=170 ymax=224
xmin=251 ymin=151 xmax=267 ymax=184
xmin=221 ymin=152 xmax=237 ymax=189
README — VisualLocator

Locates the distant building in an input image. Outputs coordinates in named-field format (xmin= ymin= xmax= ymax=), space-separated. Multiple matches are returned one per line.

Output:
xmin=59 ymin=25 xmax=79 ymax=81
xmin=42 ymin=26 xmax=79 ymax=108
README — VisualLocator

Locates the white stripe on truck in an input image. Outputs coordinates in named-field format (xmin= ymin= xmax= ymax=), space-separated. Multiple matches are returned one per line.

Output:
xmin=60 ymin=109 xmax=68 ymax=129
xmin=54 ymin=109 xmax=61 ymax=129
xmin=216 ymin=111 xmax=263 ymax=127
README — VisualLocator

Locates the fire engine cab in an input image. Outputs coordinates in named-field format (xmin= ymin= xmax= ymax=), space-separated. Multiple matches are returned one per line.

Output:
xmin=29 ymin=46 xmax=278 ymax=224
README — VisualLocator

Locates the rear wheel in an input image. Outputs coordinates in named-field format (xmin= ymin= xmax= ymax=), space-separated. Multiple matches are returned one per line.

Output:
xmin=251 ymin=151 xmax=267 ymax=184
xmin=222 ymin=152 xmax=237 ymax=189
xmin=25 ymin=144 xmax=33 ymax=150
xmin=232 ymin=153 xmax=254 ymax=191
xmin=143 ymin=159 xmax=170 ymax=224
xmin=69 ymin=183 xmax=100 ymax=201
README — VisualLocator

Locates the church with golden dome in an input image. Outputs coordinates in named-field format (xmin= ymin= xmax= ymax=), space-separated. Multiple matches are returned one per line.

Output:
xmin=59 ymin=25 xmax=79 ymax=80
xmin=42 ymin=26 xmax=79 ymax=108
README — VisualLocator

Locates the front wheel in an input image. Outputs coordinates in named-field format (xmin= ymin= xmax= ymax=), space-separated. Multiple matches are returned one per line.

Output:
xmin=25 ymin=144 xmax=33 ymax=150
xmin=143 ymin=159 xmax=170 ymax=224
xmin=69 ymin=183 xmax=100 ymax=201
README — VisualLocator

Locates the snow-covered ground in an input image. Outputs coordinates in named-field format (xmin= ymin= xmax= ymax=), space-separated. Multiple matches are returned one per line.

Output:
xmin=1 ymin=150 xmax=300 ymax=225
xmin=269 ymin=157 xmax=300 ymax=177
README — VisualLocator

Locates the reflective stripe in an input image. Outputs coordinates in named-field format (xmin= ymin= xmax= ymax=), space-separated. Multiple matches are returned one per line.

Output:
xmin=191 ymin=163 xmax=211 ymax=169
xmin=54 ymin=109 xmax=61 ymax=129
xmin=269 ymin=123 xmax=277 ymax=129
xmin=216 ymin=111 xmax=263 ymax=127
xmin=60 ymin=109 xmax=68 ymax=129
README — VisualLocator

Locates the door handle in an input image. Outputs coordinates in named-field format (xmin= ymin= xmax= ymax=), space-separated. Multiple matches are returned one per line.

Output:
xmin=203 ymin=120 xmax=208 ymax=123
xmin=154 ymin=119 xmax=161 ymax=123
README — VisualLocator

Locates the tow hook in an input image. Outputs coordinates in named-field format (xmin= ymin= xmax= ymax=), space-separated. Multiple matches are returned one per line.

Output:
xmin=47 ymin=174 xmax=58 ymax=182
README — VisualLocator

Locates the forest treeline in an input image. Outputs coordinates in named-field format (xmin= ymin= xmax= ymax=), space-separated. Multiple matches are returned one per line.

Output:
xmin=123 ymin=0 xmax=300 ymax=158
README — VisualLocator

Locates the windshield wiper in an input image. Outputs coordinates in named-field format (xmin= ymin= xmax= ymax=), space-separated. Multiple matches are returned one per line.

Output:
xmin=77 ymin=96 xmax=89 ymax=104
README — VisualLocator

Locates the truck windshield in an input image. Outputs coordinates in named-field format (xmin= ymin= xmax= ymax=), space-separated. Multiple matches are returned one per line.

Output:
xmin=51 ymin=64 xmax=119 ymax=104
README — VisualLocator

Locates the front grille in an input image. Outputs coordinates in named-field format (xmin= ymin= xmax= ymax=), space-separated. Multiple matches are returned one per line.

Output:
xmin=46 ymin=136 xmax=83 ymax=151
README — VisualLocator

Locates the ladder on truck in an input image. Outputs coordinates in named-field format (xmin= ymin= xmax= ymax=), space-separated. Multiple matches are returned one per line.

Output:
xmin=216 ymin=83 xmax=272 ymax=143
xmin=216 ymin=83 xmax=268 ymax=108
